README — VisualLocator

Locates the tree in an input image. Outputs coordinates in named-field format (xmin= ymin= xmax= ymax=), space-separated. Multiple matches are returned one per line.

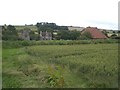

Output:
xmin=57 ymin=26 xmax=68 ymax=30
xmin=80 ymin=32 xmax=92 ymax=40
xmin=56 ymin=30 xmax=68 ymax=40
xmin=110 ymin=34 xmax=117 ymax=39
xmin=29 ymin=31 xmax=39 ymax=40
xmin=36 ymin=22 xmax=68 ymax=32
xmin=56 ymin=30 xmax=80 ymax=40
xmin=69 ymin=31 xmax=80 ymax=40
xmin=2 ymin=25 xmax=18 ymax=40
xmin=102 ymin=30 xmax=108 ymax=37
xmin=113 ymin=31 xmax=115 ymax=33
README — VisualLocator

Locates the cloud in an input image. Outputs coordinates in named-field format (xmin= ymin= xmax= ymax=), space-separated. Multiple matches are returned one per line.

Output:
xmin=87 ymin=20 xmax=118 ymax=30
xmin=0 ymin=0 xmax=119 ymax=30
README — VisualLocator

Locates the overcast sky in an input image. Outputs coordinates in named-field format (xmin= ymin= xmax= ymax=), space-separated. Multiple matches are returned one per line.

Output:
xmin=0 ymin=0 xmax=119 ymax=30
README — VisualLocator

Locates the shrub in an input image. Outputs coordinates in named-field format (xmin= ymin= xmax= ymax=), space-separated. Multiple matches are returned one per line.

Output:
xmin=2 ymin=39 xmax=119 ymax=49
xmin=44 ymin=65 xmax=65 ymax=88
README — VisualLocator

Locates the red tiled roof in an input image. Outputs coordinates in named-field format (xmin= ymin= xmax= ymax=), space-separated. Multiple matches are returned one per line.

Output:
xmin=82 ymin=27 xmax=107 ymax=39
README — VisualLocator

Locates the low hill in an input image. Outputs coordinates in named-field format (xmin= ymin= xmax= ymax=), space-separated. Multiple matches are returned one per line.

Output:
xmin=15 ymin=25 xmax=38 ymax=31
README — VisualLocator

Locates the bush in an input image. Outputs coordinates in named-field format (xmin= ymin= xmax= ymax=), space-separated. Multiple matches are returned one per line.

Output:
xmin=44 ymin=65 xmax=65 ymax=88
xmin=2 ymin=39 xmax=119 ymax=49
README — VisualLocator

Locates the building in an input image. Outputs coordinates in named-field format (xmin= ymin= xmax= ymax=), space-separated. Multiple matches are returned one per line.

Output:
xmin=40 ymin=31 xmax=52 ymax=40
xmin=18 ymin=29 xmax=31 ymax=40
xmin=81 ymin=27 xmax=107 ymax=39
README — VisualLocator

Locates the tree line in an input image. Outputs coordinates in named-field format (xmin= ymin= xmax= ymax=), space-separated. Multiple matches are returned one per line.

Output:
xmin=2 ymin=22 xmax=98 ymax=41
xmin=36 ymin=22 xmax=68 ymax=32
xmin=2 ymin=23 xmax=78 ymax=41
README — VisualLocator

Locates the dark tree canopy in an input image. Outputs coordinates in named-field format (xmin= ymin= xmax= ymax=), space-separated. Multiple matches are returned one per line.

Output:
xmin=30 ymin=31 xmax=39 ymax=40
xmin=56 ymin=30 xmax=80 ymax=40
xmin=80 ymin=32 xmax=92 ymax=40
xmin=36 ymin=22 xmax=68 ymax=32
xmin=2 ymin=25 xmax=18 ymax=40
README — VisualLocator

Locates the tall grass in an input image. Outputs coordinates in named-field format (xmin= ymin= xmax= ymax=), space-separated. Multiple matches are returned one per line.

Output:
xmin=2 ymin=39 xmax=119 ymax=49
xmin=3 ymin=44 xmax=118 ymax=88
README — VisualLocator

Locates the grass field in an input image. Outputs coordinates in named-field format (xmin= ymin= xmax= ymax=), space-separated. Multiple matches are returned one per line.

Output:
xmin=2 ymin=43 xmax=118 ymax=88
xmin=15 ymin=25 xmax=38 ymax=31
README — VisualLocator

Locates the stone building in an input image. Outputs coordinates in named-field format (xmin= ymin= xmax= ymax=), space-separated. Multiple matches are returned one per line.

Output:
xmin=18 ymin=29 xmax=31 ymax=40
xmin=40 ymin=31 xmax=52 ymax=40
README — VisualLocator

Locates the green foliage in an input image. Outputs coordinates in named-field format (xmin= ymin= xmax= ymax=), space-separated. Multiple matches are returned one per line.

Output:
xmin=3 ymin=44 xmax=118 ymax=88
xmin=36 ymin=22 xmax=68 ymax=32
xmin=81 ymin=32 xmax=92 ymax=39
xmin=44 ymin=65 xmax=65 ymax=88
xmin=56 ymin=30 xmax=80 ymax=40
xmin=29 ymin=31 xmax=39 ymax=40
xmin=118 ymin=31 xmax=120 ymax=33
xmin=69 ymin=31 xmax=80 ymax=40
xmin=2 ymin=25 xmax=18 ymax=40
xmin=57 ymin=26 xmax=68 ymax=31
xmin=110 ymin=34 xmax=118 ymax=39
xmin=3 ymin=73 xmax=21 ymax=88
xmin=57 ymin=30 xmax=69 ymax=40
xmin=2 ymin=39 xmax=119 ymax=49
xmin=102 ymin=30 xmax=108 ymax=37
xmin=111 ymin=34 xmax=117 ymax=37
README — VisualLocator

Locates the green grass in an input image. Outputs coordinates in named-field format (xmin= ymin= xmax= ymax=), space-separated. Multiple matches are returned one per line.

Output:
xmin=2 ymin=39 xmax=119 ymax=49
xmin=2 ymin=43 xmax=118 ymax=88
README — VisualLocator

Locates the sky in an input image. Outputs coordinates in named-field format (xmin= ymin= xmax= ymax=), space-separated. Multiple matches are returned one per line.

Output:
xmin=0 ymin=0 xmax=119 ymax=30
